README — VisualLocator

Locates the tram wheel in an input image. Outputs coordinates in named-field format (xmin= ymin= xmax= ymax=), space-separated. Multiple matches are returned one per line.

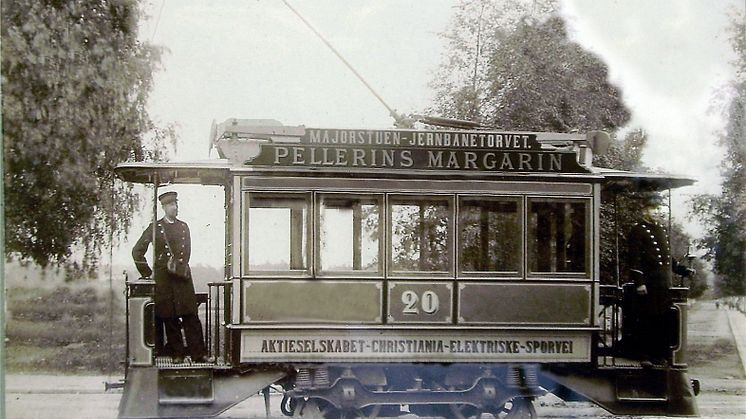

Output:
xmin=294 ymin=399 xmax=340 ymax=419
xmin=498 ymin=397 xmax=537 ymax=419
xmin=448 ymin=403 xmax=485 ymax=419
xmin=294 ymin=399 xmax=382 ymax=419
xmin=356 ymin=404 xmax=382 ymax=419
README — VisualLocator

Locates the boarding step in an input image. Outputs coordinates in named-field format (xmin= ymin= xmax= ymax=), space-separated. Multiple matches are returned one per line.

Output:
xmin=615 ymin=369 xmax=668 ymax=402
xmin=159 ymin=368 xmax=214 ymax=405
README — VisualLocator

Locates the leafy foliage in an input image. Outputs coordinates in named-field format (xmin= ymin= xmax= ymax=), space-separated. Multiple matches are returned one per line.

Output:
xmin=2 ymin=0 xmax=171 ymax=272
xmin=691 ymin=14 xmax=746 ymax=296
xmin=597 ymin=129 xmax=653 ymax=284
xmin=391 ymin=202 xmax=450 ymax=271
xmin=429 ymin=0 xmax=630 ymax=132
xmin=669 ymin=222 xmax=708 ymax=298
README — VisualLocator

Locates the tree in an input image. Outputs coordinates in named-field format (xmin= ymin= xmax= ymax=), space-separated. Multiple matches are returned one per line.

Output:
xmin=691 ymin=14 xmax=746 ymax=296
xmin=429 ymin=0 xmax=630 ymax=132
xmin=596 ymin=129 xmax=651 ymax=284
xmin=2 ymin=0 xmax=171 ymax=273
xmin=669 ymin=222 xmax=708 ymax=298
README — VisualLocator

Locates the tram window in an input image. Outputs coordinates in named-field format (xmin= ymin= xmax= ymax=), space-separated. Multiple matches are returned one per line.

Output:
xmin=318 ymin=195 xmax=382 ymax=273
xmin=246 ymin=194 xmax=310 ymax=272
xmin=459 ymin=197 xmax=522 ymax=273
xmin=390 ymin=196 xmax=452 ymax=272
xmin=527 ymin=199 xmax=588 ymax=274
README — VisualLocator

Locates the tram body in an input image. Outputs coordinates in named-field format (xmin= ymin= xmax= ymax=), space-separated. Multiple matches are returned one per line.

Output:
xmin=115 ymin=119 xmax=699 ymax=418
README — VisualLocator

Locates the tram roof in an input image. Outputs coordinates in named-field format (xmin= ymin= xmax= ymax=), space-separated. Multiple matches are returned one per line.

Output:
xmin=115 ymin=160 xmax=694 ymax=193
xmin=114 ymin=160 xmax=231 ymax=185
xmin=593 ymin=167 xmax=695 ymax=193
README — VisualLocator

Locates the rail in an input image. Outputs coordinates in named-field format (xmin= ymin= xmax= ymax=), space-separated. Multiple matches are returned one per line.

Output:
xmin=206 ymin=281 xmax=233 ymax=364
xmin=597 ymin=283 xmax=690 ymax=368
xmin=597 ymin=284 xmax=622 ymax=367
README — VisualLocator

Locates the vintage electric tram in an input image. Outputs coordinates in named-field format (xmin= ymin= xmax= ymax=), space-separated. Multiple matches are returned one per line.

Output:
xmin=115 ymin=119 xmax=699 ymax=418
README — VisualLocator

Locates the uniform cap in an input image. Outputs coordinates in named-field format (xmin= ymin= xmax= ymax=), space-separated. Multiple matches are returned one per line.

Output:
xmin=158 ymin=191 xmax=178 ymax=205
xmin=629 ymin=192 xmax=665 ymax=206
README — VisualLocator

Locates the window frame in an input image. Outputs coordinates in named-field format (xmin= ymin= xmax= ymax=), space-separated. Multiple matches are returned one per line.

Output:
xmin=525 ymin=196 xmax=592 ymax=279
xmin=456 ymin=194 xmax=524 ymax=279
xmin=387 ymin=193 xmax=455 ymax=278
xmin=314 ymin=192 xmax=385 ymax=278
xmin=242 ymin=191 xmax=313 ymax=277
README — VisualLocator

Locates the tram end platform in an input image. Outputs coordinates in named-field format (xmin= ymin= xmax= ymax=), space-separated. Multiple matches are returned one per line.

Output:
xmin=118 ymin=366 xmax=286 ymax=418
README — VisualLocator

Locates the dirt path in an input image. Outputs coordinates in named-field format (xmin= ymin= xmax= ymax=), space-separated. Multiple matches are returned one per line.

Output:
xmin=688 ymin=300 xmax=745 ymax=380
xmin=686 ymin=300 xmax=746 ymax=418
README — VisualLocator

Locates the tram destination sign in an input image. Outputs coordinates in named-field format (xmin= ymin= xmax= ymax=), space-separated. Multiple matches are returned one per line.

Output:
xmin=303 ymin=128 xmax=541 ymax=150
xmin=249 ymin=128 xmax=589 ymax=173
xmin=240 ymin=330 xmax=591 ymax=363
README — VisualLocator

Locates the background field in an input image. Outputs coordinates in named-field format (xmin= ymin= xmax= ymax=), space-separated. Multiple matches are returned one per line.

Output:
xmin=4 ymin=261 xmax=222 ymax=374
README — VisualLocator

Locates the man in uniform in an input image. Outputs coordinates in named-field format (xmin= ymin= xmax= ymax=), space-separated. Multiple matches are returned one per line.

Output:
xmin=132 ymin=191 xmax=207 ymax=363
xmin=627 ymin=197 xmax=693 ymax=366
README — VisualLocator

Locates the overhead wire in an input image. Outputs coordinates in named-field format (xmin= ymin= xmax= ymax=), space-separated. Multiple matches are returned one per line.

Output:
xmin=280 ymin=0 xmax=403 ymax=123
xmin=150 ymin=0 xmax=167 ymax=42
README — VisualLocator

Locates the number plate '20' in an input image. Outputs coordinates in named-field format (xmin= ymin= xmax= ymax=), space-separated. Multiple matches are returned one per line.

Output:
xmin=388 ymin=282 xmax=452 ymax=323
xmin=402 ymin=290 xmax=439 ymax=314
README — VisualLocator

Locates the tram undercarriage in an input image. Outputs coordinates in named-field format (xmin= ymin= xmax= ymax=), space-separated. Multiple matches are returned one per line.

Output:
xmin=118 ymin=360 xmax=698 ymax=418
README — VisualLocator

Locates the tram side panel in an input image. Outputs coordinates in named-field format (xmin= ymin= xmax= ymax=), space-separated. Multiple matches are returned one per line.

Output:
xmin=232 ymin=176 xmax=596 ymax=365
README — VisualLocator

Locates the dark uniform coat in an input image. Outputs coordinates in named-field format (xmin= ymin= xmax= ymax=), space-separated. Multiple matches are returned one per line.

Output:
xmin=628 ymin=219 xmax=673 ymax=316
xmin=627 ymin=217 xmax=690 ymax=360
xmin=132 ymin=218 xmax=198 ymax=318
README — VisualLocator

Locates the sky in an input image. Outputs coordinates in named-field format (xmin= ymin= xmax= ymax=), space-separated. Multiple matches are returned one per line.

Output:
xmin=116 ymin=0 xmax=743 ymax=268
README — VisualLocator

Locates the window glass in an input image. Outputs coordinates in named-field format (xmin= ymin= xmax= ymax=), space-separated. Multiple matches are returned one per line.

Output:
xmin=459 ymin=198 xmax=521 ymax=273
xmin=528 ymin=199 xmax=588 ymax=274
xmin=247 ymin=195 xmax=309 ymax=271
xmin=319 ymin=196 xmax=381 ymax=273
xmin=390 ymin=197 xmax=451 ymax=272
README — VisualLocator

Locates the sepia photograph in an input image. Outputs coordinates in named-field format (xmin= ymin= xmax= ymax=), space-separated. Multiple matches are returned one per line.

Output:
xmin=2 ymin=0 xmax=745 ymax=418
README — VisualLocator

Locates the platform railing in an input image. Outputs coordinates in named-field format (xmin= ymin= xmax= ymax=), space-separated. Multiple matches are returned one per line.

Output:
xmin=598 ymin=284 xmax=622 ymax=367
xmin=597 ymin=283 xmax=690 ymax=368
xmin=206 ymin=281 xmax=233 ymax=365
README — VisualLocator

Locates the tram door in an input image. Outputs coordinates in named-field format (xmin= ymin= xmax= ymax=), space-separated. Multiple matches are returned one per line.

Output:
xmin=127 ymin=280 xmax=155 ymax=367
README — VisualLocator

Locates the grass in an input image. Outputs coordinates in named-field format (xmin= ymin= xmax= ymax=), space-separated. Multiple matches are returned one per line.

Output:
xmin=5 ymin=284 xmax=126 ymax=374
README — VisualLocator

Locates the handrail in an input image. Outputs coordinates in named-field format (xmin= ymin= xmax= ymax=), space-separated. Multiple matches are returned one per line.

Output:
xmin=206 ymin=282 xmax=233 ymax=364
